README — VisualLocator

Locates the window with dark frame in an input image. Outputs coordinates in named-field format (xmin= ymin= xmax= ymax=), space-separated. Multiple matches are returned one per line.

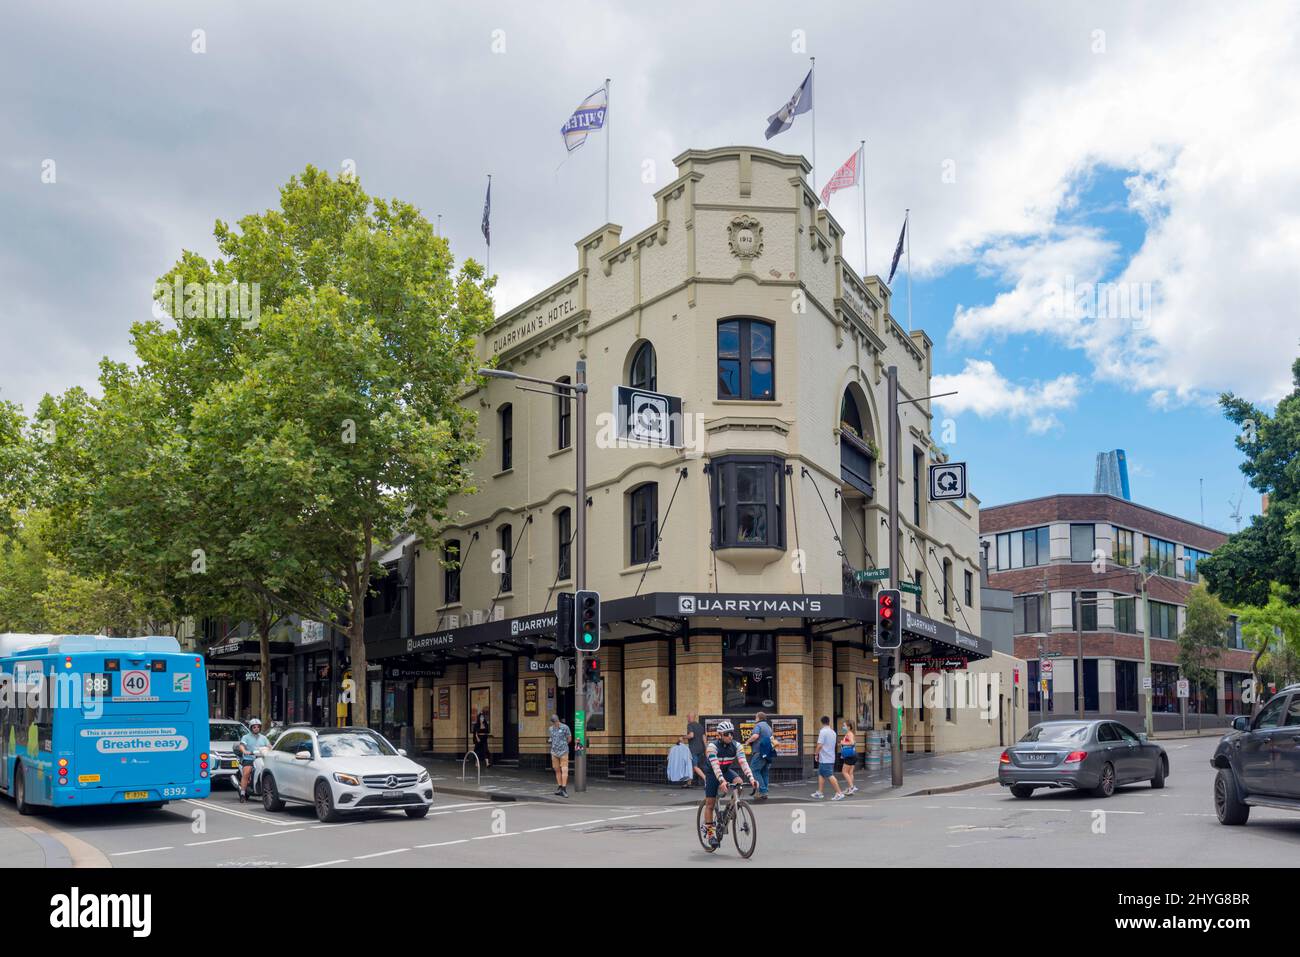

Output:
xmin=912 ymin=448 xmax=924 ymax=525
xmin=1070 ymin=524 xmax=1095 ymax=563
xmin=556 ymin=376 xmax=571 ymax=451
xmin=1114 ymin=595 xmax=1137 ymax=633
xmin=709 ymin=455 xmax=786 ymax=549
xmin=722 ymin=633 xmax=777 ymax=711
xmin=498 ymin=524 xmax=512 ymax=593
xmin=629 ymin=483 xmax=658 ymax=565
xmin=995 ymin=526 xmax=1050 ymax=570
xmin=499 ymin=403 xmax=513 ymax=471
xmin=630 ymin=341 xmax=657 ymax=392
xmin=1080 ymin=590 xmax=1098 ymax=631
xmin=964 ymin=570 xmax=973 ymax=608
xmin=556 ymin=508 xmax=572 ymax=581
xmin=1112 ymin=527 xmax=1135 ymax=567
xmin=443 ymin=539 xmax=461 ymax=605
xmin=1115 ymin=660 xmax=1139 ymax=712
xmin=716 ymin=318 xmax=774 ymax=400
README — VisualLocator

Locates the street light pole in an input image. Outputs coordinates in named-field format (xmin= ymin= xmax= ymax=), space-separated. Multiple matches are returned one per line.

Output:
xmin=478 ymin=364 xmax=590 ymax=791
xmin=887 ymin=365 xmax=903 ymax=788
xmin=574 ymin=359 xmax=588 ymax=793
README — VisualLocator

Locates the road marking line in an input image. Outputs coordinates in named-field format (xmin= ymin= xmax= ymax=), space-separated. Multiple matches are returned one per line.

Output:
xmin=253 ymin=828 xmax=305 ymax=837
xmin=455 ymin=806 xmax=501 ymax=813
xmin=428 ymin=801 xmax=496 ymax=811
xmin=524 ymin=825 xmax=564 ymax=833
xmin=472 ymin=832 xmax=519 ymax=840
xmin=310 ymin=822 xmax=361 ymax=829
xmin=415 ymin=840 xmax=469 ymax=848
xmin=606 ymin=814 xmax=641 ymax=820
xmin=355 ymin=848 xmax=410 ymax=859
xmin=185 ymin=836 xmax=244 ymax=847
xmin=567 ymin=819 xmax=606 ymax=827
xmin=111 ymin=846 xmax=173 ymax=857
xmin=182 ymin=799 xmax=298 ymax=826
xmin=642 ymin=809 xmax=678 ymax=815
xmin=299 ymin=859 xmax=348 ymax=868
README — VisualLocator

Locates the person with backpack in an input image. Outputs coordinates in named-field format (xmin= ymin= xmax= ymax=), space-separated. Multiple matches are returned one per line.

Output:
xmin=745 ymin=711 xmax=777 ymax=800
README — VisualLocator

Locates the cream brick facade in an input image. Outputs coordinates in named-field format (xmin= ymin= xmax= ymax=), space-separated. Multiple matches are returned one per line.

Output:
xmin=402 ymin=147 xmax=1022 ymax=777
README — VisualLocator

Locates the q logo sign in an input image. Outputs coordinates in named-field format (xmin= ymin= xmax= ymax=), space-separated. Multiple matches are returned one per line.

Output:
xmin=121 ymin=670 xmax=151 ymax=697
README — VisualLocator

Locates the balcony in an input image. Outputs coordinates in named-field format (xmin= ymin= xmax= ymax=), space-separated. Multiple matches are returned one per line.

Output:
xmin=839 ymin=427 xmax=876 ymax=499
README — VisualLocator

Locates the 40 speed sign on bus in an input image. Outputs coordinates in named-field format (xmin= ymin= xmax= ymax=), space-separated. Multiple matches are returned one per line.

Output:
xmin=115 ymin=669 xmax=159 ymax=702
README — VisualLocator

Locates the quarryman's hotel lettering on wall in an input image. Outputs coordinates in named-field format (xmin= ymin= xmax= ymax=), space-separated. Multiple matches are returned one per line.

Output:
xmin=490 ymin=296 xmax=577 ymax=356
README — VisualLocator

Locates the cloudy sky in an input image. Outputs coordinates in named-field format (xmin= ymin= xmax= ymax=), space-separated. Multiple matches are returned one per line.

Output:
xmin=3 ymin=0 xmax=1297 ymax=530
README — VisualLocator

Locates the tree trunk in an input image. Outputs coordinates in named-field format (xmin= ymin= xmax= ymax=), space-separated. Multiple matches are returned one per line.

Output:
xmin=259 ymin=606 xmax=272 ymax=726
xmin=350 ymin=598 xmax=368 ymax=728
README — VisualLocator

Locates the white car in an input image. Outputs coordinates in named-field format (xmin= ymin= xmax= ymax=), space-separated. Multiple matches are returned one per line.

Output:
xmin=208 ymin=719 xmax=251 ymax=788
xmin=259 ymin=727 xmax=433 ymax=821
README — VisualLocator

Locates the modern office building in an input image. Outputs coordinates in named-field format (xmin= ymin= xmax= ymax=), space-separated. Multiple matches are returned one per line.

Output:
xmin=1093 ymin=450 xmax=1131 ymax=500
xmin=355 ymin=146 xmax=1023 ymax=777
xmin=980 ymin=494 xmax=1254 ymax=733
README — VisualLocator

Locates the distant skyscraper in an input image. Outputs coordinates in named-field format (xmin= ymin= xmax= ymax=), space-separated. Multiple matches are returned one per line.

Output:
xmin=1094 ymin=450 xmax=1131 ymax=500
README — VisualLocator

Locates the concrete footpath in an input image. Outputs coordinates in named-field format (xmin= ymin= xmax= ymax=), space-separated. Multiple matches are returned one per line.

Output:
xmin=420 ymin=745 xmax=1004 ymax=806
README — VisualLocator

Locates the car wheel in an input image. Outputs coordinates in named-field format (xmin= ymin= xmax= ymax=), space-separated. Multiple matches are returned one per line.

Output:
xmin=1214 ymin=769 xmax=1250 ymax=825
xmin=262 ymin=774 xmax=285 ymax=812
xmin=1009 ymin=785 xmax=1035 ymax=799
xmin=1150 ymin=757 xmax=1166 ymax=789
xmin=1092 ymin=762 xmax=1116 ymax=798
xmin=14 ymin=764 xmax=32 ymax=816
xmin=405 ymin=806 xmax=429 ymax=819
xmin=314 ymin=780 xmax=341 ymax=823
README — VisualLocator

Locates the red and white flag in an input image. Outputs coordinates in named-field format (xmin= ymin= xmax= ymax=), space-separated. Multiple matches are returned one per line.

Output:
xmin=820 ymin=147 xmax=861 ymax=205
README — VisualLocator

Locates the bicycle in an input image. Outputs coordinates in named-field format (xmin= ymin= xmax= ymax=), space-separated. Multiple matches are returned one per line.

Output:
xmin=697 ymin=779 xmax=758 ymax=858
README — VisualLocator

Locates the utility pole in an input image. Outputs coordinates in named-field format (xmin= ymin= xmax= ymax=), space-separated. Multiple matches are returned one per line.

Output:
xmin=574 ymin=359 xmax=588 ymax=792
xmin=887 ymin=365 xmax=902 ymax=788
xmin=1140 ymin=568 xmax=1153 ymax=738
xmin=478 ymin=362 xmax=590 ymax=790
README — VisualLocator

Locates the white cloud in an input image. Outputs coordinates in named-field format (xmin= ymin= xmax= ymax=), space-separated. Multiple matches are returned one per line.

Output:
xmin=931 ymin=359 xmax=1082 ymax=435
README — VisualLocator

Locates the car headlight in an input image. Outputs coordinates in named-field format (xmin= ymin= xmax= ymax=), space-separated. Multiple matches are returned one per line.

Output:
xmin=418 ymin=770 xmax=430 ymax=784
xmin=333 ymin=772 xmax=361 ymax=787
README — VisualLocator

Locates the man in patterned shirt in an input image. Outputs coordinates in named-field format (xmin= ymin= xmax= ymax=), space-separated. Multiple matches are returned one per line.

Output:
xmin=700 ymin=719 xmax=757 ymax=848
xmin=547 ymin=713 xmax=573 ymax=797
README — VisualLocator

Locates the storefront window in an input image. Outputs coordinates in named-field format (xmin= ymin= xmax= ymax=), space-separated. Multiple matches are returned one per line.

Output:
xmin=1115 ymin=660 xmax=1139 ymax=712
xmin=1151 ymin=664 xmax=1181 ymax=714
xmin=1223 ymin=671 xmax=1251 ymax=715
xmin=722 ymin=633 xmax=777 ymax=711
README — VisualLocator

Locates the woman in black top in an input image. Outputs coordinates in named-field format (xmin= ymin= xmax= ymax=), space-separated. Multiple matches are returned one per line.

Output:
xmin=473 ymin=711 xmax=491 ymax=768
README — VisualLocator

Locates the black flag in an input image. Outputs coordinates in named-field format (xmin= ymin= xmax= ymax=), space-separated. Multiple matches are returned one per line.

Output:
xmin=481 ymin=176 xmax=491 ymax=246
xmin=887 ymin=213 xmax=907 ymax=283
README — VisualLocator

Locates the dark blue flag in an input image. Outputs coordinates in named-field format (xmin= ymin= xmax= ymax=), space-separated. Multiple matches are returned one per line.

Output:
xmin=888 ymin=214 xmax=907 ymax=283
xmin=481 ymin=177 xmax=491 ymax=246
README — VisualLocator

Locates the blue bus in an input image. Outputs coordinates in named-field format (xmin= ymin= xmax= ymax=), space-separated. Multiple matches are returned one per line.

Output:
xmin=0 ymin=633 xmax=211 ymax=812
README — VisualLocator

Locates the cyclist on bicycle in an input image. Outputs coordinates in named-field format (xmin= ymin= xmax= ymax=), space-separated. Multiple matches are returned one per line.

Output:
xmin=700 ymin=719 xmax=757 ymax=849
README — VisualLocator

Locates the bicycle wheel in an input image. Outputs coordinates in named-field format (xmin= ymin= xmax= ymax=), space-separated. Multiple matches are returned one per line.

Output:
xmin=732 ymin=800 xmax=757 ymax=858
xmin=696 ymin=800 xmax=717 ymax=852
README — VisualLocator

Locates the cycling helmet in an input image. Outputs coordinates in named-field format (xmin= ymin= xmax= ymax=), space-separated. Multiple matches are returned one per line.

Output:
xmin=249 ymin=717 xmax=263 ymax=728
xmin=715 ymin=720 xmax=735 ymax=735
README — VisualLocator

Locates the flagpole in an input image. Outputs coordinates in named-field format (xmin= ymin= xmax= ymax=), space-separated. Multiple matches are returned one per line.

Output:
xmin=809 ymin=57 xmax=817 ymax=198
xmin=486 ymin=174 xmax=492 ymax=276
xmin=905 ymin=208 xmax=912 ymax=333
xmin=859 ymin=140 xmax=867 ymax=277
xmin=605 ymin=77 xmax=611 ymax=224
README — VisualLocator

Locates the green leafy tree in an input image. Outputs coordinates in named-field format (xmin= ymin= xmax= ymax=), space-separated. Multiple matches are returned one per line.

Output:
xmin=1236 ymin=583 xmax=1300 ymax=709
xmin=0 ymin=399 xmax=39 ymax=538
xmin=1178 ymin=584 xmax=1228 ymax=731
xmin=148 ymin=167 xmax=492 ymax=725
xmin=1200 ymin=356 xmax=1300 ymax=607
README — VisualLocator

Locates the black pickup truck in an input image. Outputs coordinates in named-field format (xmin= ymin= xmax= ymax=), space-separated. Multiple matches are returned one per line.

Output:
xmin=1212 ymin=683 xmax=1300 ymax=824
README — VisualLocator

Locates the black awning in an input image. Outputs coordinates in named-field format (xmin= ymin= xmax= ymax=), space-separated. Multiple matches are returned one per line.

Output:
xmin=369 ymin=592 xmax=991 ymax=662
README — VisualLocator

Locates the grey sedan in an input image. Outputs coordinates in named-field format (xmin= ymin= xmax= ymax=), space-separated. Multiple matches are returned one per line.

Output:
xmin=998 ymin=720 xmax=1169 ymax=798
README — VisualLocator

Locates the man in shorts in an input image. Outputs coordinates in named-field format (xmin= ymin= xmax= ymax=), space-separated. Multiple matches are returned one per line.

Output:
xmin=548 ymin=713 xmax=573 ymax=797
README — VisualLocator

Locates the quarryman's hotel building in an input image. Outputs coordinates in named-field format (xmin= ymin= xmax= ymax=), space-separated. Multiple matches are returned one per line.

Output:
xmin=363 ymin=147 xmax=1027 ymax=780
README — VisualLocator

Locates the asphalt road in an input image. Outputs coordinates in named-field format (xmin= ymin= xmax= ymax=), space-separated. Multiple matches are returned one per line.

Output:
xmin=3 ymin=736 xmax=1297 ymax=867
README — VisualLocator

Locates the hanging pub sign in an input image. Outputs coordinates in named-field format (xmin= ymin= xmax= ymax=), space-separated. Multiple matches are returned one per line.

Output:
xmin=929 ymin=462 xmax=968 ymax=501
xmin=612 ymin=385 xmax=683 ymax=448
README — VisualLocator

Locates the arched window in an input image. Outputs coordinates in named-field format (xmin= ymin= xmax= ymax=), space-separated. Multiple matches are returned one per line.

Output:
xmin=717 ymin=318 xmax=774 ymax=400
xmin=628 ymin=483 xmax=659 ymax=565
xmin=840 ymin=389 xmax=864 ymax=438
xmin=556 ymin=376 xmax=571 ymax=450
xmin=499 ymin=403 xmax=513 ymax=471
xmin=629 ymin=341 xmax=657 ymax=392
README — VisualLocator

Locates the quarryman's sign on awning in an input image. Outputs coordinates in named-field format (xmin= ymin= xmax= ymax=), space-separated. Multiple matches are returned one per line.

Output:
xmin=368 ymin=592 xmax=992 ymax=662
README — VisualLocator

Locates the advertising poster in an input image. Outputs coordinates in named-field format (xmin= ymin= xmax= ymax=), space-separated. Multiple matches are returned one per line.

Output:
xmin=702 ymin=714 xmax=802 ymax=767
xmin=524 ymin=678 xmax=539 ymax=717
xmin=437 ymin=686 xmax=450 ymax=720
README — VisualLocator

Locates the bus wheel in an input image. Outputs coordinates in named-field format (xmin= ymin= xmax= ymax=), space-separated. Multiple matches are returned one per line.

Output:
xmin=14 ymin=764 xmax=32 ymax=816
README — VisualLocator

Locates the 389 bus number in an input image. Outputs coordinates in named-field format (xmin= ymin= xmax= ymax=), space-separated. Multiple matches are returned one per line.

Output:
xmin=83 ymin=673 xmax=110 ymax=697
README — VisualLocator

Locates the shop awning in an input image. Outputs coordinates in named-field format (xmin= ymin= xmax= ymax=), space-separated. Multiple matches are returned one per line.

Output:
xmin=367 ymin=592 xmax=992 ymax=662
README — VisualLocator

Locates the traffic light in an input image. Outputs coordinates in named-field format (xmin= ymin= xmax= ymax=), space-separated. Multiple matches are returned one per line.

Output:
xmin=555 ymin=592 xmax=575 ymax=652
xmin=575 ymin=589 xmax=601 ymax=653
xmin=876 ymin=589 xmax=901 ymax=650
xmin=583 ymin=657 xmax=600 ymax=681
